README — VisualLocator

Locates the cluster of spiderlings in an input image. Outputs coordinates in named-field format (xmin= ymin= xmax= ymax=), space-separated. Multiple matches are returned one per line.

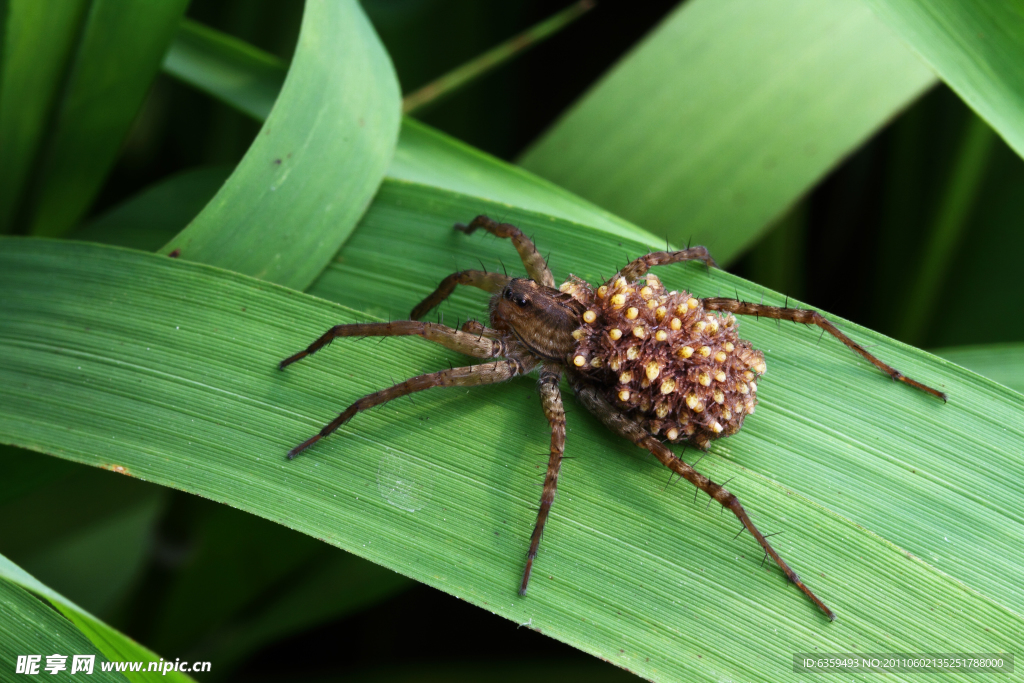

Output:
xmin=564 ymin=273 xmax=766 ymax=450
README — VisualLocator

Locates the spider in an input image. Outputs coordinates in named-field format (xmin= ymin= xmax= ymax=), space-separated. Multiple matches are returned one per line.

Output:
xmin=280 ymin=215 xmax=946 ymax=621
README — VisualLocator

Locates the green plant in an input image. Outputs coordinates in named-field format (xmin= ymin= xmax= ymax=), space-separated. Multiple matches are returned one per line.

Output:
xmin=2 ymin=1 xmax=1022 ymax=681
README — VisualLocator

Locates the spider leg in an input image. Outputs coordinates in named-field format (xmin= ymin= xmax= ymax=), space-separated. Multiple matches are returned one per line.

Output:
xmin=520 ymin=365 xmax=565 ymax=596
xmin=618 ymin=247 xmax=719 ymax=284
xmin=456 ymin=215 xmax=555 ymax=288
xmin=279 ymin=321 xmax=504 ymax=369
xmin=702 ymin=298 xmax=947 ymax=401
xmin=569 ymin=375 xmax=835 ymax=621
xmin=460 ymin=319 xmax=502 ymax=339
xmin=410 ymin=269 xmax=510 ymax=321
xmin=288 ymin=359 xmax=535 ymax=458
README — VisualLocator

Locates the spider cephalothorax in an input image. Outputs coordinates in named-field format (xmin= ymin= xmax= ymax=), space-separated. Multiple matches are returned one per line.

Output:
xmin=280 ymin=215 xmax=946 ymax=621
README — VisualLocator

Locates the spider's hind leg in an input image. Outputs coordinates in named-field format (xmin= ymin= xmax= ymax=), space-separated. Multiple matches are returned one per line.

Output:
xmin=568 ymin=374 xmax=835 ymax=620
xmin=520 ymin=365 xmax=565 ymax=596
xmin=288 ymin=358 xmax=535 ymax=458
xmin=618 ymin=246 xmax=718 ymax=284
xmin=702 ymin=297 xmax=947 ymax=401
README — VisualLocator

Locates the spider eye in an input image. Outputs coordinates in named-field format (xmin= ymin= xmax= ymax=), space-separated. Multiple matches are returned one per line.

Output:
xmin=503 ymin=287 xmax=529 ymax=307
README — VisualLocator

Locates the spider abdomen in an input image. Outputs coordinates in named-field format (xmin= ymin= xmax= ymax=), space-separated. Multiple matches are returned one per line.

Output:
xmin=566 ymin=274 xmax=766 ymax=450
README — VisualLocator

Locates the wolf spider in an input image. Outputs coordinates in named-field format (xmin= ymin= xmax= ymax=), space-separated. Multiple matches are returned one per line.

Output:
xmin=280 ymin=216 xmax=946 ymax=620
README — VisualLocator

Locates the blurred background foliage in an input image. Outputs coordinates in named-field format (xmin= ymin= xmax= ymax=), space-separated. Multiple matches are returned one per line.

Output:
xmin=1 ymin=0 xmax=1022 ymax=681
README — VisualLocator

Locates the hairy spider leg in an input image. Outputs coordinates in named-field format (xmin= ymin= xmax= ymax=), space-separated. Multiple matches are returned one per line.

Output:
xmin=570 ymin=376 xmax=836 ymax=621
xmin=287 ymin=359 xmax=536 ymax=458
xmin=521 ymin=365 xmax=566 ymax=595
xmin=410 ymin=270 xmax=510 ymax=321
xmin=702 ymin=298 xmax=947 ymax=401
xmin=461 ymin=319 xmax=502 ymax=339
xmin=618 ymin=246 xmax=719 ymax=284
xmin=456 ymin=215 xmax=555 ymax=288
xmin=278 ymin=321 xmax=504 ymax=370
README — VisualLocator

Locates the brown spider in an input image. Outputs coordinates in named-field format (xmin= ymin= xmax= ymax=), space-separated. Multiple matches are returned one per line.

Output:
xmin=280 ymin=215 xmax=946 ymax=621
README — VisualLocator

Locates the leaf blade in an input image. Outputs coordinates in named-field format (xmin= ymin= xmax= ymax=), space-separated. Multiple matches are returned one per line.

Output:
xmin=1 ymin=235 xmax=1019 ymax=682
xmin=24 ymin=0 xmax=190 ymax=237
xmin=861 ymin=0 xmax=1024 ymax=160
xmin=162 ymin=0 xmax=401 ymax=290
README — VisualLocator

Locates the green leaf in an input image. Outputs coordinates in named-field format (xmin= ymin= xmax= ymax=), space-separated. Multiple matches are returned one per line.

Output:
xmin=158 ymin=19 xmax=647 ymax=246
xmin=162 ymin=0 xmax=401 ymax=290
xmin=0 ymin=0 xmax=87 ymax=234
xmin=0 ymin=574 xmax=127 ymax=682
xmin=935 ymin=343 xmax=1024 ymax=395
xmin=1 ymin=228 xmax=1019 ymax=682
xmin=161 ymin=18 xmax=286 ymax=123
xmin=390 ymin=119 xmax=651 ymax=243
xmin=0 ymin=551 xmax=194 ymax=682
xmin=23 ymin=0 xmax=189 ymax=237
xmin=517 ymin=0 xmax=937 ymax=263
xmin=861 ymin=0 xmax=1024 ymax=160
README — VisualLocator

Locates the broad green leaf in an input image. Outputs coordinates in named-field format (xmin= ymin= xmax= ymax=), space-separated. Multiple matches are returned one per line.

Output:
xmin=518 ymin=0 xmax=937 ymax=264
xmin=1 ymin=232 xmax=1019 ymax=682
xmin=861 ymin=0 xmax=1024 ymax=161
xmin=72 ymin=166 xmax=232 ymax=253
xmin=163 ymin=0 xmax=401 ymax=290
xmin=161 ymin=18 xmax=286 ymax=123
xmin=936 ymin=343 xmax=1024 ymax=395
xmin=0 ymin=552 xmax=194 ymax=682
xmin=24 ymin=0 xmax=189 ymax=237
xmin=0 ymin=0 xmax=87 ymax=234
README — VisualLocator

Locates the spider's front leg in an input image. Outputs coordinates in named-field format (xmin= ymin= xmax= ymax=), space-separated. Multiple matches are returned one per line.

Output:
xmin=279 ymin=320 xmax=504 ymax=369
xmin=287 ymin=358 xmax=535 ymax=458
xmin=569 ymin=374 xmax=836 ymax=621
xmin=457 ymin=215 xmax=555 ymax=288
xmin=520 ymin=364 xmax=566 ymax=595
xmin=410 ymin=269 xmax=509 ymax=321
xmin=702 ymin=298 xmax=947 ymax=401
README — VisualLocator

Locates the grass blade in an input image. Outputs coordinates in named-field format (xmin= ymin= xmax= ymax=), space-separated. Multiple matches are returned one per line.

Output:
xmin=862 ymin=0 xmax=1024 ymax=160
xmin=161 ymin=18 xmax=287 ymax=123
xmin=402 ymin=0 xmax=595 ymax=115
xmin=23 ymin=0 xmax=189 ymax=237
xmin=1 ymin=234 xmax=1019 ymax=682
xmin=0 ymin=551 xmax=194 ymax=682
xmin=0 ymin=0 xmax=87 ymax=234
xmin=162 ymin=0 xmax=401 ymax=290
